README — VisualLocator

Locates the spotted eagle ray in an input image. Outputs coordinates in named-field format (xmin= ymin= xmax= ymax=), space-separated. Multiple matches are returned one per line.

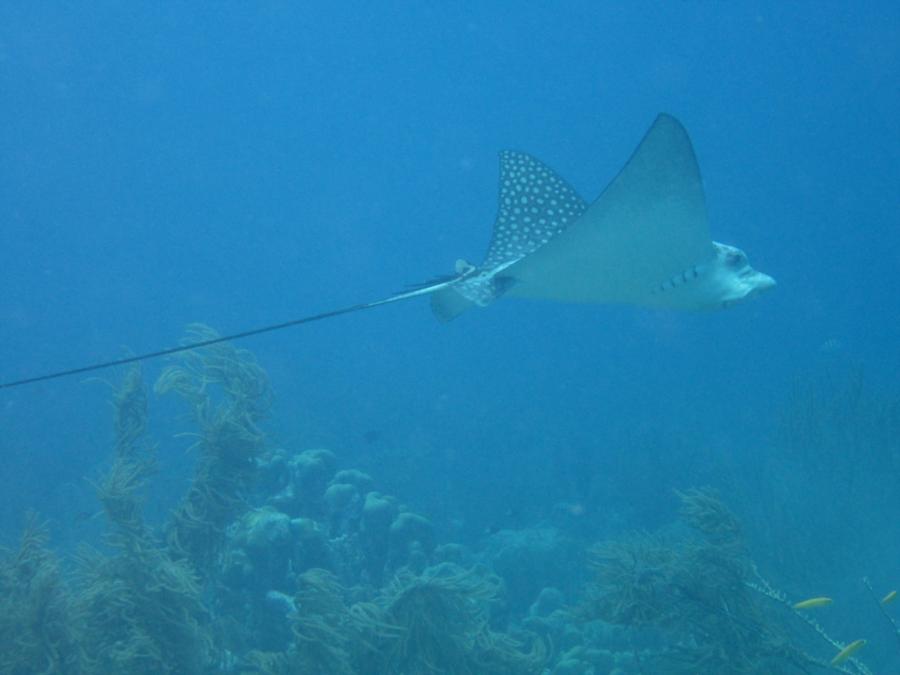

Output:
xmin=1 ymin=114 xmax=774 ymax=390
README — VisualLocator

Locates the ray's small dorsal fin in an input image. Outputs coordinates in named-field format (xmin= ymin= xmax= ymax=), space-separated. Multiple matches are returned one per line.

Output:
xmin=482 ymin=151 xmax=588 ymax=269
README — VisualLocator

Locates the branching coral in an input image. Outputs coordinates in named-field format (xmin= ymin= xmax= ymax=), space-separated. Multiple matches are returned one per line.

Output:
xmin=72 ymin=542 xmax=211 ymax=675
xmin=0 ymin=513 xmax=81 ymax=674
xmin=239 ymin=649 xmax=290 ymax=674
xmin=89 ymin=364 xmax=157 ymax=543
xmin=243 ymin=568 xmax=400 ymax=675
xmin=580 ymin=491 xmax=822 ymax=674
xmin=155 ymin=323 xmax=272 ymax=570
xmin=154 ymin=323 xmax=272 ymax=424
xmin=581 ymin=532 xmax=681 ymax=629
xmin=264 ymin=564 xmax=544 ymax=675
xmin=95 ymin=454 xmax=156 ymax=543
xmin=375 ymin=565 xmax=545 ymax=675
xmin=69 ymin=365 xmax=213 ymax=674
xmin=469 ymin=627 xmax=548 ymax=675
xmin=287 ymin=568 xmax=389 ymax=674
xmin=677 ymin=487 xmax=743 ymax=547
xmin=111 ymin=363 xmax=150 ymax=458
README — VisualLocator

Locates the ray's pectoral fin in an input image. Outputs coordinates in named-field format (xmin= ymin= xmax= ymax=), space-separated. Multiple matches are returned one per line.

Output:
xmin=505 ymin=114 xmax=715 ymax=305
xmin=503 ymin=114 xmax=774 ymax=310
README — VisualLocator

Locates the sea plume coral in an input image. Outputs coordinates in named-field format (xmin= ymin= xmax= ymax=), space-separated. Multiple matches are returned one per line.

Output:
xmin=156 ymin=323 xmax=272 ymax=570
xmin=375 ymin=564 xmax=545 ymax=675
xmin=580 ymin=489 xmax=822 ymax=674
xmin=71 ymin=365 xmax=212 ymax=674
xmin=0 ymin=513 xmax=80 ymax=674
xmin=72 ymin=543 xmax=211 ymax=675
xmin=289 ymin=568 xmax=390 ymax=674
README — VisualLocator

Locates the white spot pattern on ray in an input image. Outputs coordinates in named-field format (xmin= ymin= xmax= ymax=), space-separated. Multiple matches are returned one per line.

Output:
xmin=482 ymin=151 xmax=588 ymax=270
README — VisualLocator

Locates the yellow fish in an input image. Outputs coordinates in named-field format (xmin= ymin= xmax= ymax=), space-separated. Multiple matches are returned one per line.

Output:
xmin=882 ymin=590 xmax=897 ymax=605
xmin=831 ymin=639 xmax=866 ymax=665
xmin=792 ymin=596 xmax=833 ymax=610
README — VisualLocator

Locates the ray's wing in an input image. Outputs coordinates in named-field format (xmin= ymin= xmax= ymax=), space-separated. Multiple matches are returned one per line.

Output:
xmin=430 ymin=151 xmax=587 ymax=320
xmin=482 ymin=151 xmax=588 ymax=268
xmin=504 ymin=114 xmax=715 ymax=304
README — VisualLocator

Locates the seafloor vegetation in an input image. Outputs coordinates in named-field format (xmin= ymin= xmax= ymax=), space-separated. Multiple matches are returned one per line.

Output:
xmin=1 ymin=325 xmax=896 ymax=674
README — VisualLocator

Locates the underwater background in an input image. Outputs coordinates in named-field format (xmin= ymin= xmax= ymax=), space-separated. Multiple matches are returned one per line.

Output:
xmin=1 ymin=2 xmax=898 ymax=673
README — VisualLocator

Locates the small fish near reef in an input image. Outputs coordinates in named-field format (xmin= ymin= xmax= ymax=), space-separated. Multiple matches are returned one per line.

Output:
xmin=792 ymin=596 xmax=833 ymax=610
xmin=830 ymin=639 xmax=866 ymax=666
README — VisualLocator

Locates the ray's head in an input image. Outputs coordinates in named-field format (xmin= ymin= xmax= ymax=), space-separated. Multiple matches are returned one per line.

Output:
xmin=712 ymin=242 xmax=776 ymax=309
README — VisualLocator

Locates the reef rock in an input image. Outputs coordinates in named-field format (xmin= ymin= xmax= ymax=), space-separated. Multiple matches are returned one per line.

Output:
xmin=269 ymin=448 xmax=337 ymax=516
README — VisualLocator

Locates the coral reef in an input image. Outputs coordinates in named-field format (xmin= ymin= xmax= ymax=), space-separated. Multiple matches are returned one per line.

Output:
xmin=3 ymin=329 xmax=894 ymax=673
xmin=0 ymin=513 xmax=79 ymax=675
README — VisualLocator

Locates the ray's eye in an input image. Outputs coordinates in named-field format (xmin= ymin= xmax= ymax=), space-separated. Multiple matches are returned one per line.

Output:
xmin=726 ymin=251 xmax=746 ymax=267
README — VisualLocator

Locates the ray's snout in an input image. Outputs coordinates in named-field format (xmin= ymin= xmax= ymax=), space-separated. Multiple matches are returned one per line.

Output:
xmin=757 ymin=272 xmax=776 ymax=293
xmin=719 ymin=268 xmax=775 ymax=309
xmin=745 ymin=269 xmax=776 ymax=299
xmin=711 ymin=242 xmax=776 ymax=309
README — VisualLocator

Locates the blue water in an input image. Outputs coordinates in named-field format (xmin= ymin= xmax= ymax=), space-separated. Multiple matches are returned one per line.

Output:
xmin=1 ymin=3 xmax=898 ymax=672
